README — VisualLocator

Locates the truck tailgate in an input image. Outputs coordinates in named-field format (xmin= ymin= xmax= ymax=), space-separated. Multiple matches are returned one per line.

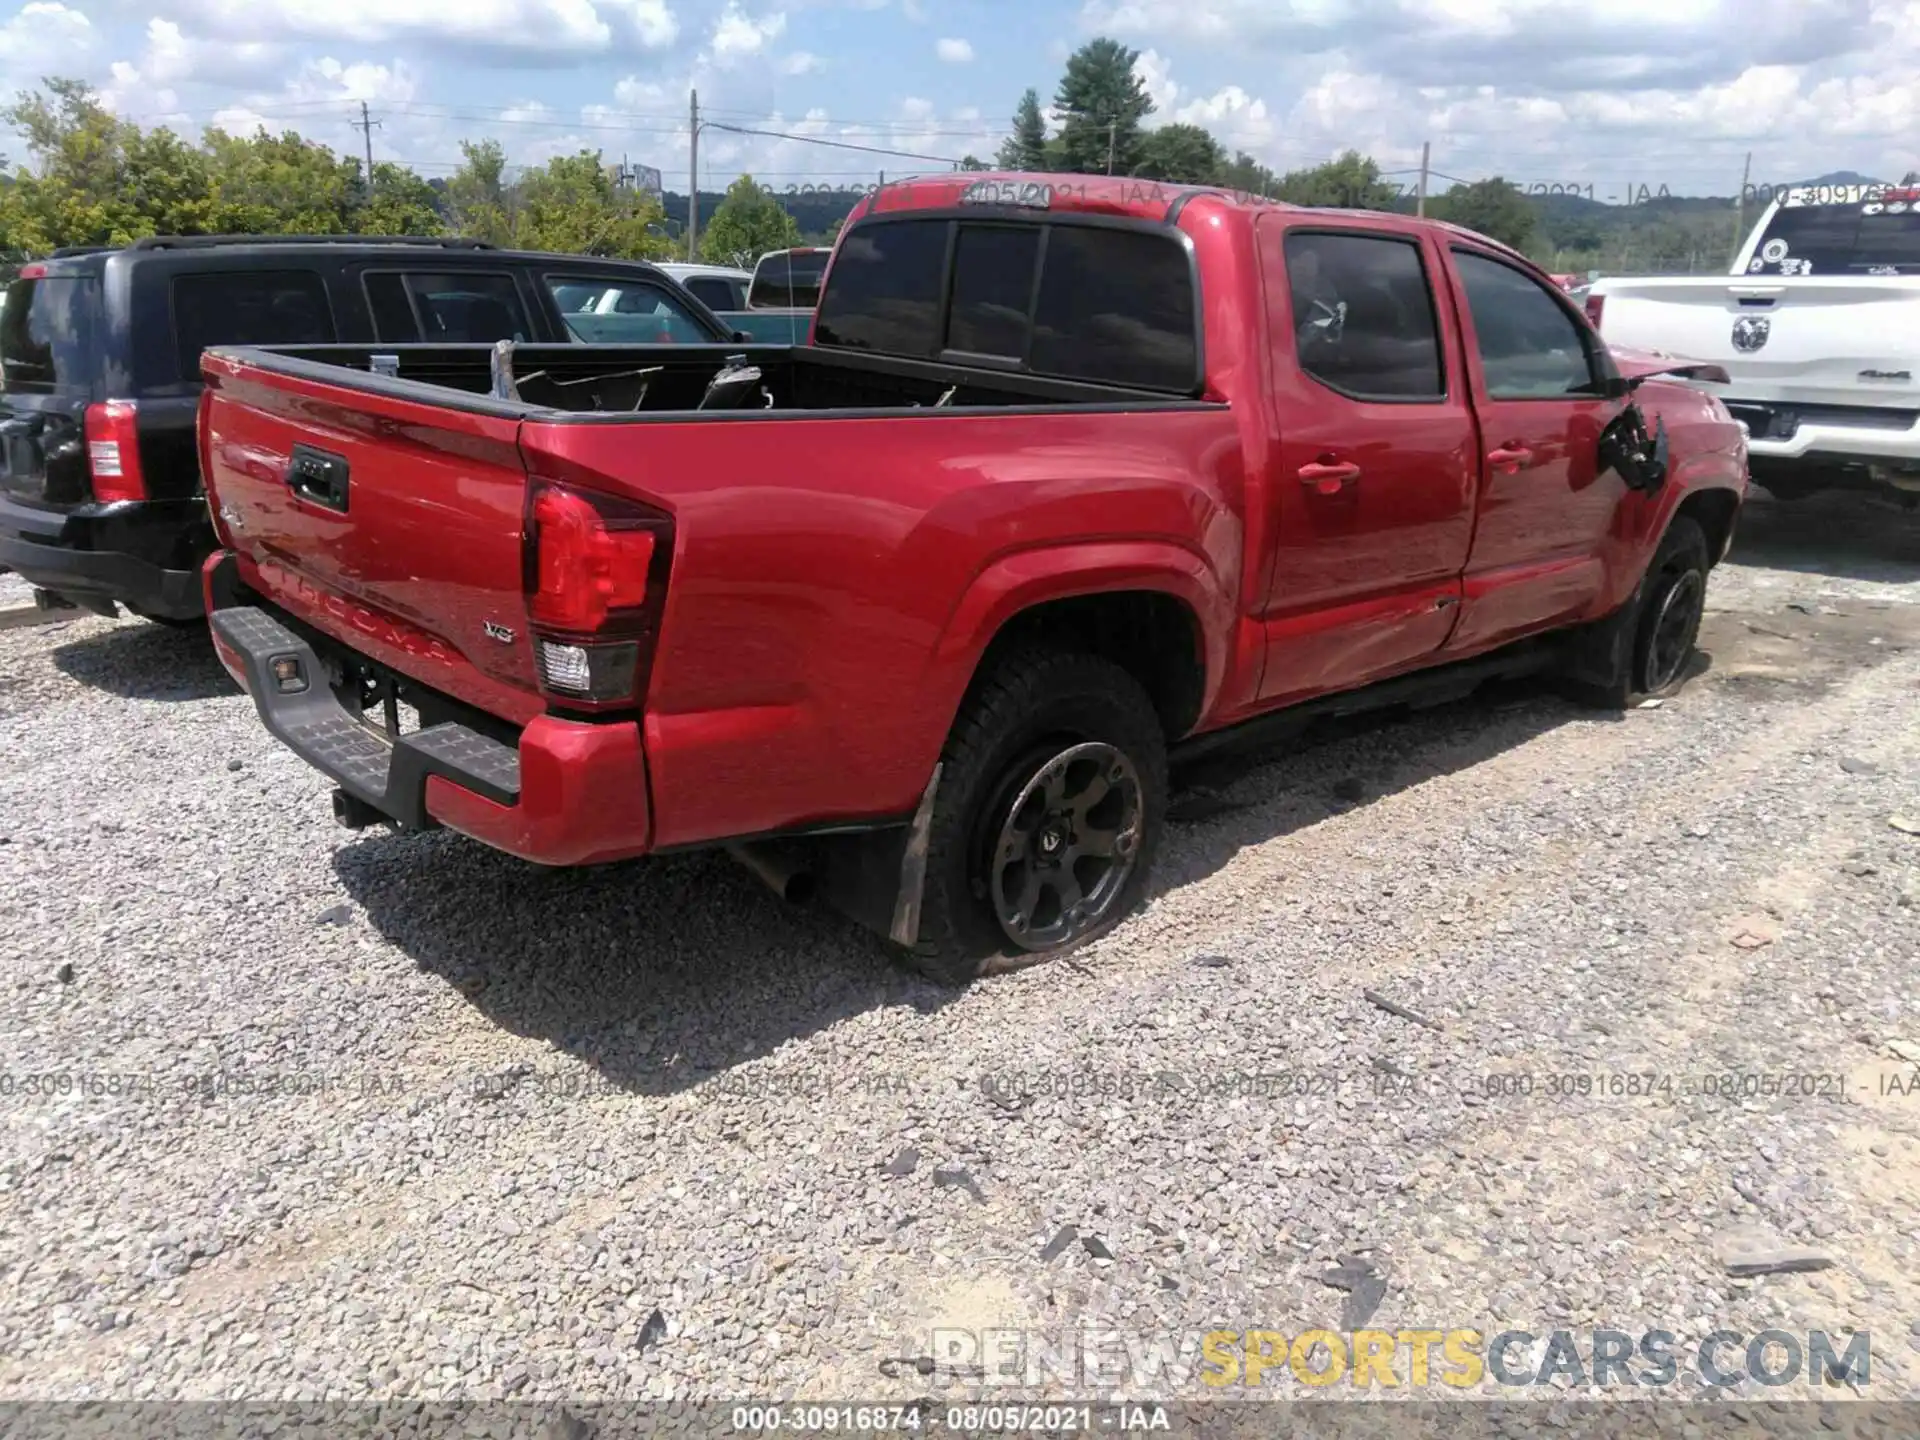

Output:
xmin=199 ymin=351 xmax=544 ymax=722
xmin=1595 ymin=276 xmax=1920 ymax=409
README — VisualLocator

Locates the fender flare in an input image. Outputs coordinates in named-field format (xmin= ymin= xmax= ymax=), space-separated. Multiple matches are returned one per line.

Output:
xmin=920 ymin=539 xmax=1235 ymax=744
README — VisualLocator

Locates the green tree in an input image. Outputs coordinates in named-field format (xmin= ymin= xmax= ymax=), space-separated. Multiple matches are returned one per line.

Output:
xmin=698 ymin=174 xmax=801 ymax=267
xmin=357 ymin=161 xmax=443 ymax=236
xmin=514 ymin=151 xmax=673 ymax=258
xmin=1430 ymin=176 xmax=1535 ymax=249
xmin=1217 ymin=150 xmax=1281 ymax=199
xmin=203 ymin=127 xmax=360 ymax=233
xmin=1274 ymin=150 xmax=1399 ymax=210
xmin=956 ymin=154 xmax=989 ymax=171
xmin=994 ymin=88 xmax=1050 ymax=171
xmin=445 ymin=138 xmax=516 ymax=245
xmin=0 ymin=78 xmax=156 ymax=250
xmin=1050 ymin=38 xmax=1154 ymax=175
xmin=1133 ymin=123 xmax=1223 ymax=184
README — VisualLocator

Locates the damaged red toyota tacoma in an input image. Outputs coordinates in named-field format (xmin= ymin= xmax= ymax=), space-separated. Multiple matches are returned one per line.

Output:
xmin=195 ymin=172 xmax=1747 ymax=983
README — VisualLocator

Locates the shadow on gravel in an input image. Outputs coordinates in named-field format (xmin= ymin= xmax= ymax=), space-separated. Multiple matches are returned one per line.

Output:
xmin=49 ymin=619 xmax=236 ymax=702
xmin=331 ymin=833 xmax=958 ymax=1098
xmin=1150 ymin=673 xmax=1613 ymax=906
xmin=1733 ymin=490 xmax=1920 ymax=585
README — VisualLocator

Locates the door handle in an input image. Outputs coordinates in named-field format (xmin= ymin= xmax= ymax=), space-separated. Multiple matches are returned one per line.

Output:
xmin=1487 ymin=443 xmax=1534 ymax=473
xmin=1297 ymin=459 xmax=1361 ymax=494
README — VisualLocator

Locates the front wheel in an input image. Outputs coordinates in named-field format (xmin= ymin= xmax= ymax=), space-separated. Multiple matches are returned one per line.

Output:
xmin=904 ymin=649 xmax=1168 ymax=986
xmin=1629 ymin=515 xmax=1709 ymax=697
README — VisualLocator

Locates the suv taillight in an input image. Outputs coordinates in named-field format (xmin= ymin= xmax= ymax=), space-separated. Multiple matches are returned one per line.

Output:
xmin=523 ymin=479 xmax=673 ymax=711
xmin=84 ymin=401 xmax=146 ymax=503
xmin=1584 ymin=294 xmax=1605 ymax=330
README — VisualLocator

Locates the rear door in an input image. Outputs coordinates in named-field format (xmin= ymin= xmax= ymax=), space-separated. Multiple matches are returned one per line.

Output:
xmin=1256 ymin=219 xmax=1476 ymax=702
xmin=0 ymin=268 xmax=101 ymax=509
xmin=1440 ymin=245 xmax=1624 ymax=654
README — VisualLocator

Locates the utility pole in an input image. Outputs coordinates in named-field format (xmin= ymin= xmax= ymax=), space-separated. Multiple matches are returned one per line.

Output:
xmin=1416 ymin=140 xmax=1430 ymax=217
xmin=351 ymin=101 xmax=382 ymax=196
xmin=1732 ymin=151 xmax=1752 ymax=265
xmin=1106 ymin=121 xmax=1117 ymax=175
xmin=688 ymin=89 xmax=700 ymax=262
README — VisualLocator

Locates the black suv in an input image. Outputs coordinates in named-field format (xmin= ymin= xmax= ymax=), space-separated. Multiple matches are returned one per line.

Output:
xmin=0 ymin=235 xmax=734 ymax=623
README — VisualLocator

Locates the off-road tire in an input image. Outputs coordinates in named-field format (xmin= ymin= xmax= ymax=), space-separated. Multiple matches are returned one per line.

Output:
xmin=1628 ymin=515 xmax=1709 ymax=698
xmin=901 ymin=648 xmax=1168 ymax=986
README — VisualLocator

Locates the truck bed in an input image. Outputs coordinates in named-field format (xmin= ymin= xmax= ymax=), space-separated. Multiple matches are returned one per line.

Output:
xmin=231 ymin=341 xmax=1208 ymax=417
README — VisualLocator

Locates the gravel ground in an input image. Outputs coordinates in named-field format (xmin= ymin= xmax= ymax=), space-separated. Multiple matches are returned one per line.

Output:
xmin=2 ymin=489 xmax=1918 ymax=1420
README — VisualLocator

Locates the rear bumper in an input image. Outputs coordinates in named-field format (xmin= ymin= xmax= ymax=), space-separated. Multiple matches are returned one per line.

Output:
xmin=205 ymin=554 xmax=652 ymax=867
xmin=0 ymin=493 xmax=207 ymax=619
xmin=1723 ymin=400 xmax=1920 ymax=466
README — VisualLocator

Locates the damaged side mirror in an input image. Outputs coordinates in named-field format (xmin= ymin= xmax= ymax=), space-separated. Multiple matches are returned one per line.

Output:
xmin=1599 ymin=402 xmax=1670 ymax=493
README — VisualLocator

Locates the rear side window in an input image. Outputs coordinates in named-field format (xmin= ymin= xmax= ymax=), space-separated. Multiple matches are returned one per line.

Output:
xmin=365 ymin=271 xmax=531 ymax=344
xmin=1283 ymin=232 xmax=1444 ymax=401
xmin=172 ymin=271 xmax=335 ymax=380
xmin=813 ymin=221 xmax=948 ymax=355
xmin=0 ymin=275 xmax=102 ymax=394
xmin=815 ymin=217 xmax=1200 ymax=392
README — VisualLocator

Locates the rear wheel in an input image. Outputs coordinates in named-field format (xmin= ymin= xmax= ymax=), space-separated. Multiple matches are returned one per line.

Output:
xmin=904 ymin=649 xmax=1167 ymax=986
xmin=1629 ymin=516 xmax=1709 ymax=697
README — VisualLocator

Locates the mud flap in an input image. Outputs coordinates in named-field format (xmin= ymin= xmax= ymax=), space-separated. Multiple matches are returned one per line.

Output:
xmin=1551 ymin=587 xmax=1639 ymax=710
xmin=808 ymin=764 xmax=942 ymax=949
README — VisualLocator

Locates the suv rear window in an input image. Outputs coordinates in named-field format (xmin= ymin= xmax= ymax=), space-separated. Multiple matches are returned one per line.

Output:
xmin=813 ymin=217 xmax=1200 ymax=392
xmin=173 ymin=271 xmax=336 ymax=380
xmin=749 ymin=251 xmax=828 ymax=309
xmin=1 ymin=275 xmax=103 ymax=394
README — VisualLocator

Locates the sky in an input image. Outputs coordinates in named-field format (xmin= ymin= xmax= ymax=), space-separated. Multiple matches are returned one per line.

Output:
xmin=0 ymin=0 xmax=1914 ymax=203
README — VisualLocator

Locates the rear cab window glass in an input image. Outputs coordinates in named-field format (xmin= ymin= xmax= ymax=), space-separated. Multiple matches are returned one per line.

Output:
xmin=814 ymin=216 xmax=1200 ymax=392
xmin=543 ymin=276 xmax=713 ymax=343
xmin=1282 ymin=231 xmax=1444 ymax=401
xmin=1 ymin=273 xmax=102 ymax=394
xmin=172 ymin=270 xmax=335 ymax=381
xmin=749 ymin=251 xmax=828 ymax=309
xmin=1451 ymin=250 xmax=1597 ymax=399
xmin=366 ymin=271 xmax=531 ymax=343
xmin=684 ymin=276 xmax=742 ymax=310
xmin=1747 ymin=192 xmax=1920 ymax=276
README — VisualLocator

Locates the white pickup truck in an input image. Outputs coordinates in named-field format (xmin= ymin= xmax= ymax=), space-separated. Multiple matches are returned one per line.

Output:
xmin=1586 ymin=182 xmax=1920 ymax=504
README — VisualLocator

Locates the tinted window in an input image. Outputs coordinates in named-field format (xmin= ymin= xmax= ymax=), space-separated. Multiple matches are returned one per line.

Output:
xmin=173 ymin=271 xmax=335 ymax=381
xmin=749 ymin=251 xmax=828 ymax=308
xmin=365 ymin=272 xmax=418 ymax=342
xmin=684 ymin=276 xmax=742 ymax=310
xmin=1452 ymin=251 xmax=1595 ymax=399
xmin=1028 ymin=226 xmax=1197 ymax=391
xmin=391 ymin=272 xmax=530 ymax=344
xmin=0 ymin=276 xmax=101 ymax=394
xmin=543 ymin=276 xmax=713 ymax=343
xmin=812 ymin=220 xmax=947 ymax=354
xmin=1747 ymin=200 xmax=1920 ymax=275
xmin=947 ymin=226 xmax=1039 ymax=358
xmin=1284 ymin=232 xmax=1443 ymax=400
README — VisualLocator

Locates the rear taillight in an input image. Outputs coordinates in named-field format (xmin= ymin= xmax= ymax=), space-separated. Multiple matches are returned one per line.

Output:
xmin=523 ymin=480 xmax=672 ymax=711
xmin=1584 ymin=294 xmax=1605 ymax=330
xmin=84 ymin=401 xmax=146 ymax=503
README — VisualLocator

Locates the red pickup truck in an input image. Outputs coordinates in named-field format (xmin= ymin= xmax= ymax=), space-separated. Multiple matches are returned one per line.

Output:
xmin=196 ymin=172 xmax=1747 ymax=984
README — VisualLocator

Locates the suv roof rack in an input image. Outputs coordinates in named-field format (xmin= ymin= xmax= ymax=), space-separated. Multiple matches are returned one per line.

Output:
xmin=126 ymin=234 xmax=496 ymax=252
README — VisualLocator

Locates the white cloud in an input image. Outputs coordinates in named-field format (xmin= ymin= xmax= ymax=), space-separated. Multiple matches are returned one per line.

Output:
xmin=935 ymin=35 xmax=971 ymax=62
xmin=0 ymin=2 xmax=97 ymax=97
xmin=169 ymin=0 xmax=679 ymax=59
xmin=779 ymin=49 xmax=822 ymax=73
xmin=708 ymin=2 xmax=785 ymax=63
